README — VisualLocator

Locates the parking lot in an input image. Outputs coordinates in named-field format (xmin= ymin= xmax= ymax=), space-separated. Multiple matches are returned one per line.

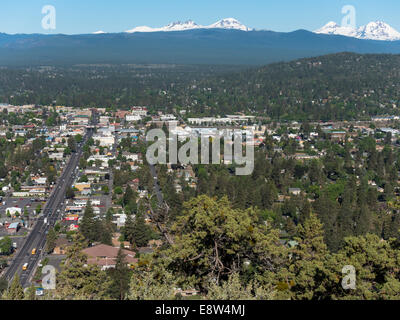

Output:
xmin=0 ymin=197 xmax=45 ymax=218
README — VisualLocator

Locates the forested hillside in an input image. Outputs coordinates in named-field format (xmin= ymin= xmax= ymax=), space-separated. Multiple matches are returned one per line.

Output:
xmin=0 ymin=53 xmax=399 ymax=121
xmin=188 ymin=53 xmax=400 ymax=120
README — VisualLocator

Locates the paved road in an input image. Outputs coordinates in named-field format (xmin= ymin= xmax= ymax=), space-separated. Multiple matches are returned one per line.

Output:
xmin=3 ymin=114 xmax=98 ymax=287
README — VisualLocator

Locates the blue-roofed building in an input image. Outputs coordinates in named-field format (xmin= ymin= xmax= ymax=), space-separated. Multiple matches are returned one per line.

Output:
xmin=7 ymin=222 xmax=20 ymax=234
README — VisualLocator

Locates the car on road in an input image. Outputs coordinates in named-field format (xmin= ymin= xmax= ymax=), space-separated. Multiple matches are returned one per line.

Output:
xmin=22 ymin=263 xmax=28 ymax=271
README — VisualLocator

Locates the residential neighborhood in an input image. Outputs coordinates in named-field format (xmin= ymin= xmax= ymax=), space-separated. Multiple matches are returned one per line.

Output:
xmin=2 ymin=103 xmax=400 ymax=294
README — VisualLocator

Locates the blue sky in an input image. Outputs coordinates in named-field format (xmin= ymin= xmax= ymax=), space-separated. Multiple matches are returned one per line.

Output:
xmin=1 ymin=0 xmax=399 ymax=34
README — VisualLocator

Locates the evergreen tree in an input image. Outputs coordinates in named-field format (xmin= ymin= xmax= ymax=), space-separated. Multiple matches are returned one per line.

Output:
xmin=313 ymin=192 xmax=340 ymax=251
xmin=46 ymin=228 xmax=57 ymax=254
xmin=6 ymin=275 xmax=24 ymax=300
xmin=124 ymin=213 xmax=135 ymax=245
xmin=207 ymin=273 xmax=274 ymax=300
xmin=67 ymin=136 xmax=77 ymax=153
xmin=165 ymin=195 xmax=286 ymax=290
xmin=80 ymin=202 xmax=96 ymax=243
xmin=128 ymin=263 xmax=177 ymax=300
xmin=133 ymin=212 xmax=152 ymax=248
xmin=97 ymin=220 xmax=113 ymax=246
xmin=108 ymin=247 xmax=131 ymax=300
xmin=123 ymin=185 xmax=135 ymax=207
xmin=323 ymin=234 xmax=400 ymax=300
xmin=55 ymin=233 xmax=111 ymax=300
xmin=65 ymin=187 xmax=75 ymax=199
xmin=281 ymin=213 xmax=328 ymax=300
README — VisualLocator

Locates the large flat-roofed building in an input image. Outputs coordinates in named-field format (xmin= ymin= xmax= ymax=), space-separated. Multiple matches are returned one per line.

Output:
xmin=131 ymin=106 xmax=148 ymax=116
xmin=82 ymin=244 xmax=138 ymax=270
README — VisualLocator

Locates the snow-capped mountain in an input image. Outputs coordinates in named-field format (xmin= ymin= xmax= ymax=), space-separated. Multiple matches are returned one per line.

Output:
xmin=126 ymin=20 xmax=201 ymax=33
xmin=314 ymin=21 xmax=358 ymax=38
xmin=93 ymin=30 xmax=106 ymax=34
xmin=208 ymin=18 xmax=251 ymax=31
xmin=357 ymin=21 xmax=400 ymax=41
xmin=315 ymin=20 xmax=400 ymax=41
xmin=125 ymin=18 xmax=252 ymax=33
xmin=163 ymin=20 xmax=201 ymax=31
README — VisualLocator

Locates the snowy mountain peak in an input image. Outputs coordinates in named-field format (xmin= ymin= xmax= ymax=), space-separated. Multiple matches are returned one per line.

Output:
xmin=93 ymin=30 xmax=106 ymax=34
xmin=125 ymin=18 xmax=252 ymax=33
xmin=315 ymin=21 xmax=357 ymax=38
xmin=163 ymin=20 xmax=201 ymax=31
xmin=358 ymin=20 xmax=400 ymax=41
xmin=321 ymin=21 xmax=340 ymax=30
xmin=208 ymin=18 xmax=252 ymax=31
xmin=315 ymin=20 xmax=400 ymax=41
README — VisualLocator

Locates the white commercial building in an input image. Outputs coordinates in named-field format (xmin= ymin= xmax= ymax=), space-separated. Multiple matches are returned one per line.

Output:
xmin=126 ymin=115 xmax=142 ymax=122
xmin=93 ymin=135 xmax=115 ymax=147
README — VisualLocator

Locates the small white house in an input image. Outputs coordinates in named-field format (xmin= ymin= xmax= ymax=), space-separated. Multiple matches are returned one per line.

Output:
xmin=6 ymin=207 xmax=22 ymax=216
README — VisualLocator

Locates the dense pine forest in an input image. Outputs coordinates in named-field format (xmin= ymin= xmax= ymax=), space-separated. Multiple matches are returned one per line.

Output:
xmin=0 ymin=53 xmax=399 ymax=121
xmin=190 ymin=53 xmax=400 ymax=120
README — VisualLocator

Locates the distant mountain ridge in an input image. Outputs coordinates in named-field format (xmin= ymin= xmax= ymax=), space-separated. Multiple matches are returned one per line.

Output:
xmin=315 ymin=21 xmax=400 ymax=41
xmin=124 ymin=18 xmax=252 ymax=33
xmin=0 ymin=28 xmax=400 ymax=66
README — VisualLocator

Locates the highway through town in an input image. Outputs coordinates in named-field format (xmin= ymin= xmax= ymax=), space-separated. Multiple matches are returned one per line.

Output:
xmin=3 ymin=115 xmax=98 ymax=288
